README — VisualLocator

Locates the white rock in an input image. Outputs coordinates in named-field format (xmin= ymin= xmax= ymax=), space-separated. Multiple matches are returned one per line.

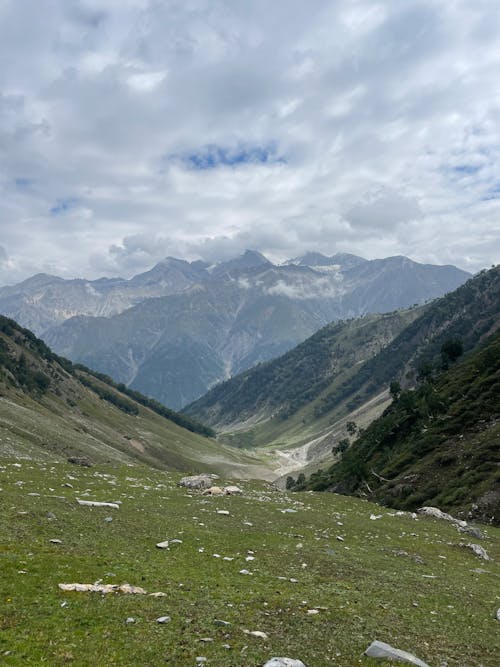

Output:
xmin=77 ymin=499 xmax=120 ymax=509
xmin=417 ymin=506 xmax=467 ymax=527
xmin=244 ymin=630 xmax=268 ymax=639
xmin=495 ymin=608 xmax=500 ymax=621
xmin=156 ymin=541 xmax=169 ymax=549
xmin=156 ymin=616 xmax=171 ymax=624
xmin=224 ymin=485 xmax=243 ymax=495
xmin=50 ymin=539 xmax=62 ymax=544
xmin=370 ymin=514 xmax=383 ymax=520
xmin=239 ymin=569 xmax=252 ymax=575
xmin=462 ymin=543 xmax=490 ymax=560
xmin=263 ymin=659 xmax=306 ymax=667
xmin=202 ymin=486 xmax=225 ymax=496
xmin=217 ymin=510 xmax=230 ymax=515
xmin=125 ymin=617 xmax=135 ymax=624
xmin=364 ymin=640 xmax=430 ymax=666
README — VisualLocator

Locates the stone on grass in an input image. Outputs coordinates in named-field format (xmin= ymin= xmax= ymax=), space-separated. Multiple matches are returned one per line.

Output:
xmin=125 ymin=617 xmax=135 ymax=624
xmin=202 ymin=486 xmax=225 ymax=496
xmin=77 ymin=499 xmax=120 ymax=509
xmin=364 ymin=640 xmax=430 ymax=666
xmin=461 ymin=543 xmax=490 ymax=560
xmin=224 ymin=485 xmax=243 ymax=495
xmin=417 ymin=506 xmax=467 ymax=527
xmin=214 ymin=619 xmax=231 ymax=626
xmin=244 ymin=630 xmax=268 ymax=640
xmin=156 ymin=616 xmax=171 ymax=624
xmin=263 ymin=659 xmax=306 ymax=667
xmin=217 ymin=510 xmax=230 ymax=515
xmin=156 ymin=540 xmax=170 ymax=549
xmin=67 ymin=457 xmax=92 ymax=467
xmin=178 ymin=475 xmax=214 ymax=490
xmin=59 ymin=583 xmax=147 ymax=594
xmin=495 ymin=608 xmax=500 ymax=621
xmin=50 ymin=539 xmax=62 ymax=544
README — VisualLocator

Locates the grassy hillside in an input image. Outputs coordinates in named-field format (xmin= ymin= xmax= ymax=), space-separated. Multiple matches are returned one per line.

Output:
xmin=0 ymin=459 xmax=499 ymax=665
xmin=0 ymin=316 xmax=267 ymax=478
xmin=301 ymin=330 xmax=500 ymax=525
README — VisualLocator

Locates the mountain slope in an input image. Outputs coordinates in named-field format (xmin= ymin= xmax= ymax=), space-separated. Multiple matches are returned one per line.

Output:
xmin=301 ymin=328 xmax=500 ymax=525
xmin=0 ymin=316 xmax=267 ymax=478
xmin=184 ymin=308 xmax=421 ymax=432
xmin=186 ymin=266 xmax=500 ymax=476
xmin=39 ymin=254 xmax=470 ymax=409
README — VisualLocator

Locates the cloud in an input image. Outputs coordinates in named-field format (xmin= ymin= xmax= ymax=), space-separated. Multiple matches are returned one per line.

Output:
xmin=344 ymin=189 xmax=423 ymax=229
xmin=0 ymin=0 xmax=499 ymax=285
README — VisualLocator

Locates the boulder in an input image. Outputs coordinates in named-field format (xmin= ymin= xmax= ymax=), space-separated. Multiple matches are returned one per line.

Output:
xmin=364 ymin=640 xmax=430 ymax=666
xmin=461 ymin=543 xmax=490 ymax=560
xmin=224 ymin=485 xmax=243 ymax=495
xmin=67 ymin=457 xmax=92 ymax=467
xmin=417 ymin=506 xmax=467 ymax=527
xmin=202 ymin=486 xmax=225 ymax=496
xmin=178 ymin=475 xmax=214 ymax=490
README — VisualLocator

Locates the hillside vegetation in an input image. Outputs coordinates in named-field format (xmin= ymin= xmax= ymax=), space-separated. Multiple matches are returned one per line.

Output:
xmin=300 ymin=329 xmax=500 ymax=525
xmin=0 ymin=316 xmax=266 ymax=478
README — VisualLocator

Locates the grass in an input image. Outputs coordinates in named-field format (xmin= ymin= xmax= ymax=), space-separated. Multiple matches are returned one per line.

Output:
xmin=1 ymin=458 xmax=499 ymax=666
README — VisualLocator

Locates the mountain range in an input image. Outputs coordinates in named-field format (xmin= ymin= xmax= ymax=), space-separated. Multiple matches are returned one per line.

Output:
xmin=0 ymin=250 xmax=470 ymax=409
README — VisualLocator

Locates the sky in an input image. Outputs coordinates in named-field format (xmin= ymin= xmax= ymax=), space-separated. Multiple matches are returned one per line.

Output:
xmin=1 ymin=0 xmax=500 ymax=285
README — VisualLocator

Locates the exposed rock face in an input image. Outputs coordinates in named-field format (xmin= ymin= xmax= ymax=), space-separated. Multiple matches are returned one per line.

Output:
xmin=364 ymin=640 xmax=430 ymax=666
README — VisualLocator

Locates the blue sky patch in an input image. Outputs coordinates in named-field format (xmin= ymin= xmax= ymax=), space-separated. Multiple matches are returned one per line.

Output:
xmin=171 ymin=143 xmax=286 ymax=170
xmin=15 ymin=177 xmax=35 ymax=189
xmin=453 ymin=164 xmax=481 ymax=175
xmin=50 ymin=197 xmax=79 ymax=216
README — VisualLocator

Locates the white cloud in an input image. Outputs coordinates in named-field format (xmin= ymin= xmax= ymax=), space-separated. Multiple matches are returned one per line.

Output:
xmin=0 ymin=0 xmax=499 ymax=285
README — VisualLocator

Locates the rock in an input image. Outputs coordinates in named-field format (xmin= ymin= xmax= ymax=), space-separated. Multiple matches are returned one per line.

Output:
xmin=495 ymin=608 xmax=500 ymax=621
xmin=202 ymin=486 xmax=225 ymax=496
xmin=461 ymin=543 xmax=490 ymax=560
xmin=244 ymin=630 xmax=268 ymax=639
xmin=195 ymin=658 xmax=207 ymax=664
xmin=104 ymin=516 xmax=113 ymax=522
xmin=58 ymin=583 xmax=147 ymax=594
xmin=364 ymin=640 xmax=430 ymax=666
xmin=125 ymin=617 xmax=135 ymax=624
xmin=178 ymin=475 xmax=214 ymax=490
xmin=224 ymin=485 xmax=243 ymax=495
xmin=459 ymin=524 xmax=484 ymax=539
xmin=49 ymin=539 xmax=62 ymax=544
xmin=149 ymin=592 xmax=167 ymax=598
xmin=156 ymin=541 xmax=170 ymax=549
xmin=417 ymin=506 xmax=467 ymax=528
xmin=77 ymin=499 xmax=120 ymax=509
xmin=214 ymin=619 xmax=231 ymax=626
xmin=239 ymin=569 xmax=252 ymax=575
xmin=156 ymin=616 xmax=171 ymax=624
xmin=263 ymin=659 xmax=307 ymax=667
xmin=217 ymin=510 xmax=230 ymax=515
xmin=67 ymin=457 xmax=92 ymax=467
xmin=47 ymin=512 xmax=56 ymax=520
